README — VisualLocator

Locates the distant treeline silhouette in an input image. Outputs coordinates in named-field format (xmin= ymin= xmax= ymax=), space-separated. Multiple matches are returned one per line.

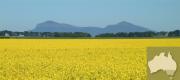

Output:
xmin=96 ymin=30 xmax=180 ymax=37
xmin=0 ymin=30 xmax=180 ymax=38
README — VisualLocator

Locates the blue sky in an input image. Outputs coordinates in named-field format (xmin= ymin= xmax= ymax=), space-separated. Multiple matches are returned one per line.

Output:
xmin=0 ymin=0 xmax=179 ymax=31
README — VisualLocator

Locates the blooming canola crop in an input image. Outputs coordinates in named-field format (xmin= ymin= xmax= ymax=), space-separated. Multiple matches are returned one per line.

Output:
xmin=0 ymin=39 xmax=180 ymax=80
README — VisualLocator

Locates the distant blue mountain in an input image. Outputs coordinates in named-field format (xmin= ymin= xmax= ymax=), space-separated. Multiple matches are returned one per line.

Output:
xmin=32 ymin=20 xmax=150 ymax=36
xmin=103 ymin=21 xmax=150 ymax=33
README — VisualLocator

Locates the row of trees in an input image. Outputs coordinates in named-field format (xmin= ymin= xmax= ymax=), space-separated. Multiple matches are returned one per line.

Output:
xmin=96 ymin=30 xmax=180 ymax=37
xmin=96 ymin=31 xmax=158 ymax=37
xmin=0 ymin=30 xmax=180 ymax=38
xmin=0 ymin=31 xmax=91 ymax=37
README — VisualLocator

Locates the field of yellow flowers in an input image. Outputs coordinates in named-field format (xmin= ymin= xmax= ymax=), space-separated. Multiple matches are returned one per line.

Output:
xmin=0 ymin=39 xmax=180 ymax=80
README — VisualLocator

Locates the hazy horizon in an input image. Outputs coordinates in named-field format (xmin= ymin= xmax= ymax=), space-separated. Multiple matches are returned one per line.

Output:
xmin=0 ymin=0 xmax=179 ymax=31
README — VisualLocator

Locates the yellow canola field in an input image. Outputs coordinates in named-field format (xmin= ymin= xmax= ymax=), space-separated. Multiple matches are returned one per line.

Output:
xmin=0 ymin=39 xmax=180 ymax=80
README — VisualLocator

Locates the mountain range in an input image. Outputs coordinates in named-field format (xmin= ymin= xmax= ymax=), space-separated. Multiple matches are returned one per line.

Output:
xmin=32 ymin=21 xmax=150 ymax=36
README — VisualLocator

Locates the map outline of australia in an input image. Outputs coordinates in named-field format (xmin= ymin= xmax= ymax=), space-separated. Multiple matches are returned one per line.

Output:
xmin=148 ymin=52 xmax=177 ymax=80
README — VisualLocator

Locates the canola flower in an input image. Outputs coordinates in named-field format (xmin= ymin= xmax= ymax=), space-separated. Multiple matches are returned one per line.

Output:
xmin=0 ymin=39 xmax=180 ymax=80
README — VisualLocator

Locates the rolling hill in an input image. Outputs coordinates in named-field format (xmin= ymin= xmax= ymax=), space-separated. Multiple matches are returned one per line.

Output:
xmin=32 ymin=21 xmax=150 ymax=36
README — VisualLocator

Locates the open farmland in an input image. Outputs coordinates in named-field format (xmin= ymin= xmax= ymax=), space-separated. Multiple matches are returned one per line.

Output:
xmin=0 ymin=39 xmax=180 ymax=80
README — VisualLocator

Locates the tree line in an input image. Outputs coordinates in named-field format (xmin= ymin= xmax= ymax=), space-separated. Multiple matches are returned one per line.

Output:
xmin=0 ymin=31 xmax=91 ymax=38
xmin=0 ymin=30 xmax=180 ymax=38
xmin=96 ymin=30 xmax=180 ymax=37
